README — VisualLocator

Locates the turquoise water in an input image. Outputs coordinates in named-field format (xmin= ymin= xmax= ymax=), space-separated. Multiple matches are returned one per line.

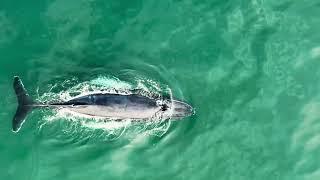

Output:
xmin=1 ymin=0 xmax=320 ymax=179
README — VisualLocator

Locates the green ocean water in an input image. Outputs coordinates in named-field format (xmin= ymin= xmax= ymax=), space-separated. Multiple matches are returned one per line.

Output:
xmin=1 ymin=0 xmax=320 ymax=179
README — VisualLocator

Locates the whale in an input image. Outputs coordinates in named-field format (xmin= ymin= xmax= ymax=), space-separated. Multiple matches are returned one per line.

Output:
xmin=12 ymin=76 xmax=194 ymax=132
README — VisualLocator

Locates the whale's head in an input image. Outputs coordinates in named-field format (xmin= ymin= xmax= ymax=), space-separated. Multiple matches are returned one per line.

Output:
xmin=162 ymin=100 xmax=194 ymax=119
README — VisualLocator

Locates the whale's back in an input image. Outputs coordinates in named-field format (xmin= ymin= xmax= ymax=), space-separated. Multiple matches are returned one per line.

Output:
xmin=63 ymin=93 xmax=162 ymax=119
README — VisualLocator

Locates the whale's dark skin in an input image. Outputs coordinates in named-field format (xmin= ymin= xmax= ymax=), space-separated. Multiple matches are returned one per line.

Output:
xmin=12 ymin=76 xmax=194 ymax=132
xmin=52 ymin=93 xmax=159 ymax=108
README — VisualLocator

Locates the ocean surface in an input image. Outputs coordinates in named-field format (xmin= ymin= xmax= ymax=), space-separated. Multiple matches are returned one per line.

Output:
xmin=1 ymin=0 xmax=320 ymax=180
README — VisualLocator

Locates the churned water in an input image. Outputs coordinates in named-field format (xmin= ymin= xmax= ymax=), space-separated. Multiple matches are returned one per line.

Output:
xmin=1 ymin=0 xmax=320 ymax=180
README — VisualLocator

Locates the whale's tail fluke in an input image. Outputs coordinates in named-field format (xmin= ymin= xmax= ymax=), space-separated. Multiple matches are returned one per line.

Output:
xmin=12 ymin=76 xmax=34 ymax=132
